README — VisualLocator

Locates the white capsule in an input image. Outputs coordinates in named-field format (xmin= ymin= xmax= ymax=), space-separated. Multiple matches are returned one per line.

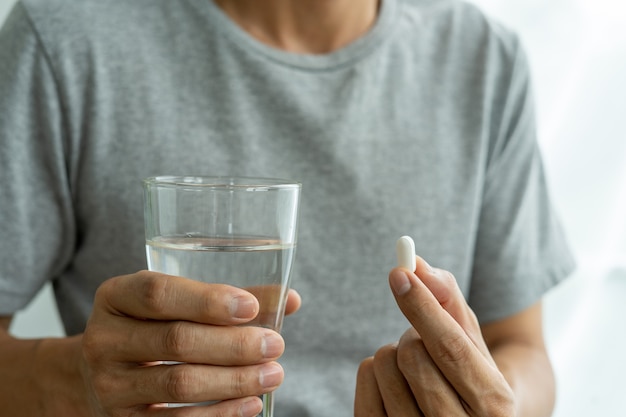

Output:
xmin=396 ymin=235 xmax=416 ymax=272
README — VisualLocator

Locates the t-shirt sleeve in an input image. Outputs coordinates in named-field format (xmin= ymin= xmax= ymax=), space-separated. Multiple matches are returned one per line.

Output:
xmin=0 ymin=3 xmax=76 ymax=315
xmin=468 ymin=36 xmax=576 ymax=324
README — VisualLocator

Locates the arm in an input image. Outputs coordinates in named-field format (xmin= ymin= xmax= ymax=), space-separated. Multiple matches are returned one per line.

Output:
xmin=0 ymin=317 xmax=88 ymax=416
xmin=355 ymin=257 xmax=555 ymax=417
xmin=482 ymin=302 xmax=555 ymax=417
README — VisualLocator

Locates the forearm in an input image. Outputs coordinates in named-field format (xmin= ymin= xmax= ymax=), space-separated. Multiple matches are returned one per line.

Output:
xmin=491 ymin=342 xmax=556 ymax=417
xmin=0 ymin=330 xmax=89 ymax=416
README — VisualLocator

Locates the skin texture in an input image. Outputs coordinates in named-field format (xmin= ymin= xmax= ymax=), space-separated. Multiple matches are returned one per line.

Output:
xmin=354 ymin=257 xmax=556 ymax=417
xmin=213 ymin=0 xmax=380 ymax=53
xmin=0 ymin=271 xmax=302 ymax=417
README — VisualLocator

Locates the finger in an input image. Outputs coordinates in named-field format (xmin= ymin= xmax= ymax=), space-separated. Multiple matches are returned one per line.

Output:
xmin=95 ymin=271 xmax=259 ymax=325
xmin=389 ymin=267 xmax=506 ymax=410
xmin=85 ymin=317 xmax=284 ymax=364
xmin=243 ymin=285 xmax=296 ymax=329
xmin=355 ymin=357 xmax=386 ymax=417
xmin=396 ymin=329 xmax=465 ymax=415
xmin=372 ymin=344 xmax=423 ymax=417
xmin=105 ymin=361 xmax=284 ymax=406
xmin=146 ymin=397 xmax=263 ymax=417
xmin=148 ymin=397 xmax=263 ymax=417
xmin=411 ymin=256 xmax=485 ymax=348
xmin=391 ymin=258 xmax=489 ymax=355
xmin=285 ymin=289 xmax=302 ymax=316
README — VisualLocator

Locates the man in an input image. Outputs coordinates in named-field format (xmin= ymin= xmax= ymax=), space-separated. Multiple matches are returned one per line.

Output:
xmin=0 ymin=0 xmax=574 ymax=415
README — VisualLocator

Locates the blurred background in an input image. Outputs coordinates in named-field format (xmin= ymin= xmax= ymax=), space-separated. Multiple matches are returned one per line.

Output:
xmin=1 ymin=0 xmax=624 ymax=415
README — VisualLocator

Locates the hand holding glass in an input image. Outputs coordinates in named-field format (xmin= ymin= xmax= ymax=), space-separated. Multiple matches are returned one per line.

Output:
xmin=143 ymin=176 xmax=301 ymax=416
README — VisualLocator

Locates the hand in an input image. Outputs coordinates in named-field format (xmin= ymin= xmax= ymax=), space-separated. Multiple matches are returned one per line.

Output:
xmin=81 ymin=270 xmax=300 ymax=417
xmin=355 ymin=257 xmax=515 ymax=417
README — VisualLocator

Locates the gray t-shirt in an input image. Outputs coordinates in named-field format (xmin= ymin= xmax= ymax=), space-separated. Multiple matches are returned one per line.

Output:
xmin=0 ymin=0 xmax=574 ymax=414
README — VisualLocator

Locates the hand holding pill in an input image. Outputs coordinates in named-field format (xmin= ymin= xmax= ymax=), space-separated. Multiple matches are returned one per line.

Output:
xmin=354 ymin=237 xmax=515 ymax=416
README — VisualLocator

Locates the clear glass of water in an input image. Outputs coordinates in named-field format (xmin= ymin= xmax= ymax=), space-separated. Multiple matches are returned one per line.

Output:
xmin=143 ymin=176 xmax=301 ymax=416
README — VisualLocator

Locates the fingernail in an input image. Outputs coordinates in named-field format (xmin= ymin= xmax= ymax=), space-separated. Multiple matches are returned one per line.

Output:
xmin=239 ymin=398 xmax=262 ymax=417
xmin=230 ymin=295 xmax=258 ymax=320
xmin=261 ymin=331 xmax=284 ymax=359
xmin=390 ymin=269 xmax=412 ymax=296
xmin=259 ymin=363 xmax=283 ymax=388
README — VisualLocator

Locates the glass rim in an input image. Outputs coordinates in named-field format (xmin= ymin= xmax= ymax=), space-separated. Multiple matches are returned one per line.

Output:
xmin=143 ymin=175 xmax=301 ymax=190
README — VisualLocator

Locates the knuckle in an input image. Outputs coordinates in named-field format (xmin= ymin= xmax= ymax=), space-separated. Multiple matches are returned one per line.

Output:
xmin=395 ymin=344 xmax=415 ymax=368
xmin=230 ymin=369 xmax=253 ymax=398
xmin=138 ymin=273 xmax=170 ymax=315
xmin=164 ymin=366 xmax=196 ymax=402
xmin=396 ymin=337 xmax=424 ymax=370
xmin=373 ymin=344 xmax=397 ymax=367
xmin=163 ymin=322 xmax=193 ymax=358
xmin=480 ymin=388 xmax=516 ymax=417
xmin=373 ymin=344 xmax=403 ymax=378
xmin=412 ymin=298 xmax=434 ymax=318
xmin=200 ymin=285 xmax=222 ymax=316
xmin=93 ymin=276 xmax=121 ymax=311
xmin=357 ymin=356 xmax=374 ymax=373
xmin=204 ymin=407 xmax=230 ymax=417
xmin=435 ymin=332 xmax=472 ymax=364
xmin=356 ymin=357 xmax=377 ymax=387
xmin=440 ymin=269 xmax=457 ymax=284
xmin=229 ymin=330 xmax=250 ymax=361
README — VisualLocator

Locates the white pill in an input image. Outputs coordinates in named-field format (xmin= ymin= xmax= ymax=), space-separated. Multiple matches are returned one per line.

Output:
xmin=396 ymin=235 xmax=416 ymax=272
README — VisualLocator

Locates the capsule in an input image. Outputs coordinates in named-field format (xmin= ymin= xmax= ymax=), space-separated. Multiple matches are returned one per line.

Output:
xmin=396 ymin=235 xmax=416 ymax=272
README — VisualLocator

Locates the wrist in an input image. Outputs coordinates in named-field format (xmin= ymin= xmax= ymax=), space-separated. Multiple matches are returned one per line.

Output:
xmin=35 ymin=335 xmax=92 ymax=417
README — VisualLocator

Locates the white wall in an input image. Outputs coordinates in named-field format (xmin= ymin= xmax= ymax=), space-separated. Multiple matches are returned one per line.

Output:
xmin=2 ymin=0 xmax=625 ymax=415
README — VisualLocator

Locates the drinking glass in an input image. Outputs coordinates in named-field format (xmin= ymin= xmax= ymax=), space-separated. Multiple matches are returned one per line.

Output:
xmin=143 ymin=175 xmax=301 ymax=416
